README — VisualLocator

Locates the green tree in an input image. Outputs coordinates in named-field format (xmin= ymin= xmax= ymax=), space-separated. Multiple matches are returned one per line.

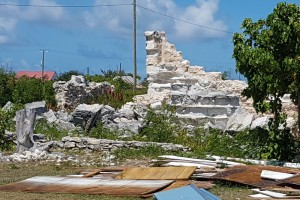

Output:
xmin=0 ymin=68 xmax=15 ymax=106
xmin=233 ymin=2 xmax=300 ymax=125
xmin=233 ymin=3 xmax=300 ymax=160
xmin=57 ymin=70 xmax=83 ymax=81
xmin=221 ymin=70 xmax=231 ymax=80
xmin=12 ymin=77 xmax=55 ymax=106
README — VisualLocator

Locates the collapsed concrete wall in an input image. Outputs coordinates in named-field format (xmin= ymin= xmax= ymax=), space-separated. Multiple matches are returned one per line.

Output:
xmin=135 ymin=31 xmax=248 ymax=127
xmin=53 ymin=75 xmax=112 ymax=110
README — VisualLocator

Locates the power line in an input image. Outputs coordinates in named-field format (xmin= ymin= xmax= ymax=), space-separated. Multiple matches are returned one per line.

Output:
xmin=136 ymin=4 xmax=234 ymax=34
xmin=0 ymin=2 xmax=234 ymax=34
xmin=0 ymin=3 xmax=132 ymax=8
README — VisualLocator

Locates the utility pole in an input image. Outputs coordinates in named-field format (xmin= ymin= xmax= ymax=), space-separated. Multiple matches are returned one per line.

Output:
xmin=87 ymin=67 xmax=90 ymax=75
xmin=40 ymin=49 xmax=48 ymax=96
xmin=133 ymin=0 xmax=137 ymax=94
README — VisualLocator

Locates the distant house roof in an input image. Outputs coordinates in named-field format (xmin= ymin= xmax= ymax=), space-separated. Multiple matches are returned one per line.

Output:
xmin=16 ymin=71 xmax=57 ymax=81
xmin=113 ymin=75 xmax=144 ymax=89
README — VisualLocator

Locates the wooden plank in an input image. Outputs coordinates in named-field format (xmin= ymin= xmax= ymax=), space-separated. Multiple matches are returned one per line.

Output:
xmin=163 ymin=161 xmax=216 ymax=169
xmin=0 ymin=176 xmax=174 ymax=196
xmin=252 ymin=189 xmax=287 ymax=198
xmin=261 ymin=170 xmax=296 ymax=181
xmin=262 ymin=187 xmax=300 ymax=196
xmin=249 ymin=193 xmax=272 ymax=198
xmin=82 ymin=167 xmax=125 ymax=177
xmin=115 ymin=167 xmax=196 ymax=180
xmin=252 ymin=189 xmax=300 ymax=199
xmin=159 ymin=155 xmax=245 ymax=166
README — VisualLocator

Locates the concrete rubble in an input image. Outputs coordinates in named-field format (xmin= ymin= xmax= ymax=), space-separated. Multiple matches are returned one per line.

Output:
xmin=134 ymin=31 xmax=247 ymax=129
xmin=133 ymin=31 xmax=297 ymax=132
xmin=53 ymin=75 xmax=112 ymax=110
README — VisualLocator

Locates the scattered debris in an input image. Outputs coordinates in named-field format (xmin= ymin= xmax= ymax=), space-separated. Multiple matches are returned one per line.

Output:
xmin=261 ymin=170 xmax=296 ymax=181
xmin=115 ymin=166 xmax=196 ymax=180
xmin=155 ymin=155 xmax=244 ymax=169
xmin=0 ymin=176 xmax=174 ymax=196
xmin=211 ymin=165 xmax=299 ymax=188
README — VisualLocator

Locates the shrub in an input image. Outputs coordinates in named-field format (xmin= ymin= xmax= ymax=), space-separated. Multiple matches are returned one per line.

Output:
xmin=57 ymin=70 xmax=83 ymax=81
xmin=0 ymin=107 xmax=18 ymax=151
xmin=12 ymin=77 xmax=56 ymax=106
xmin=139 ymin=106 xmax=178 ymax=143
xmin=0 ymin=68 xmax=15 ymax=106
xmin=35 ymin=119 xmax=68 ymax=141
xmin=89 ymin=122 xmax=118 ymax=140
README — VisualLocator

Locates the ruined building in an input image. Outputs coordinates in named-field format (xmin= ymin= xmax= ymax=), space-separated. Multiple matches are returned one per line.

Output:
xmin=135 ymin=31 xmax=248 ymax=128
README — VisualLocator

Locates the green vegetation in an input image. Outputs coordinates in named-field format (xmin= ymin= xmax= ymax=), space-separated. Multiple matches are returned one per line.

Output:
xmin=0 ymin=67 xmax=56 ymax=107
xmin=87 ymin=69 xmax=147 ymax=109
xmin=13 ymin=77 xmax=56 ymax=106
xmin=233 ymin=2 xmax=300 ymax=160
xmin=89 ymin=122 xmax=118 ymax=140
xmin=35 ymin=119 xmax=69 ymax=141
xmin=0 ymin=69 xmax=15 ymax=107
xmin=56 ymin=70 xmax=84 ymax=81
xmin=113 ymin=145 xmax=176 ymax=161
xmin=0 ymin=106 xmax=20 ymax=151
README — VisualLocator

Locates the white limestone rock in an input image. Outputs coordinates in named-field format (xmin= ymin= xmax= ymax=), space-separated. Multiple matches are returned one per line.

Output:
xmin=226 ymin=108 xmax=255 ymax=132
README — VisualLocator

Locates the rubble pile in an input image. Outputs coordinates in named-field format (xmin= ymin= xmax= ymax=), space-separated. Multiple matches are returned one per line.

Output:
xmin=53 ymin=75 xmax=112 ymax=110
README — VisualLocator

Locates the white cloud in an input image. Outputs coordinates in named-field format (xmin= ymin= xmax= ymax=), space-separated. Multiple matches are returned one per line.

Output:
xmin=0 ymin=0 xmax=20 ymax=44
xmin=0 ymin=0 xmax=228 ymax=45
xmin=174 ymin=0 xmax=227 ymax=39
xmin=0 ymin=0 xmax=67 ymax=44
xmin=83 ymin=0 xmax=227 ymax=40
xmin=22 ymin=0 xmax=65 ymax=23
xmin=83 ymin=0 xmax=133 ymax=36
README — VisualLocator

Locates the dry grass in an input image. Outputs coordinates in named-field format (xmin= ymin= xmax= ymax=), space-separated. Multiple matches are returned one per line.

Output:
xmin=0 ymin=161 xmax=253 ymax=200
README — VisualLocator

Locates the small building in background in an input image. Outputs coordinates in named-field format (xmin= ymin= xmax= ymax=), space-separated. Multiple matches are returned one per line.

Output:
xmin=16 ymin=71 xmax=57 ymax=81
xmin=113 ymin=75 xmax=144 ymax=89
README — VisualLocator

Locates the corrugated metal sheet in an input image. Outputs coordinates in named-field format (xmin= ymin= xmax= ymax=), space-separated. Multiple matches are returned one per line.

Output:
xmin=212 ymin=165 xmax=300 ymax=188
xmin=0 ymin=176 xmax=174 ymax=196
xmin=113 ymin=76 xmax=144 ymax=88
xmin=115 ymin=166 xmax=196 ymax=180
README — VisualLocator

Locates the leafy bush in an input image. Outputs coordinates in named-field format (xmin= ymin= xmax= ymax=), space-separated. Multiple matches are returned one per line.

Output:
xmin=35 ymin=119 xmax=68 ymax=141
xmin=139 ymin=106 xmax=178 ymax=143
xmin=57 ymin=70 xmax=83 ymax=81
xmin=89 ymin=122 xmax=118 ymax=140
xmin=0 ymin=68 xmax=15 ymax=106
xmin=113 ymin=145 xmax=177 ymax=161
xmin=12 ymin=77 xmax=56 ymax=106
xmin=0 ymin=107 xmax=18 ymax=150
xmin=87 ymin=73 xmax=147 ymax=109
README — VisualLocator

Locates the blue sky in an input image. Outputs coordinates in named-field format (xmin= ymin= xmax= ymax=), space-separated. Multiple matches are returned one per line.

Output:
xmin=0 ymin=0 xmax=299 ymax=80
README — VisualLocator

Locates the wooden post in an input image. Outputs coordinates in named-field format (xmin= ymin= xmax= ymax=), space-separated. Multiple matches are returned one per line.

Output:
xmin=15 ymin=109 xmax=37 ymax=153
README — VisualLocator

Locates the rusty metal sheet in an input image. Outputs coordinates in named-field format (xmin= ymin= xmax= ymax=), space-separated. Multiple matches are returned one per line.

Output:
xmin=211 ymin=165 xmax=300 ymax=188
xmin=281 ymin=175 xmax=300 ymax=187
xmin=115 ymin=166 xmax=196 ymax=180
xmin=0 ymin=176 xmax=174 ymax=196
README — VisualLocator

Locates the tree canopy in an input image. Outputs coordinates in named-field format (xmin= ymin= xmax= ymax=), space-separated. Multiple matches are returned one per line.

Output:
xmin=233 ymin=2 xmax=300 ymax=123
xmin=233 ymin=2 xmax=300 ymax=160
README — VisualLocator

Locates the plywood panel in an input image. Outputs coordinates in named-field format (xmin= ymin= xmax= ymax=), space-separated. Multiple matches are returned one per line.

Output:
xmin=0 ymin=176 xmax=174 ymax=196
xmin=115 ymin=166 xmax=196 ymax=180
